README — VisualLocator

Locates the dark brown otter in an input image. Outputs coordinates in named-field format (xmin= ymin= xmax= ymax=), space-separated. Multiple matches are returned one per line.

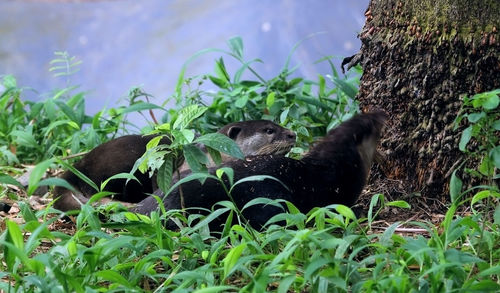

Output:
xmin=132 ymin=111 xmax=387 ymax=230
xmin=53 ymin=120 xmax=296 ymax=211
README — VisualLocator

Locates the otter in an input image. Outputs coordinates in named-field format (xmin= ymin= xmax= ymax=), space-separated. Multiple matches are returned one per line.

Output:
xmin=53 ymin=120 xmax=296 ymax=211
xmin=132 ymin=111 xmax=387 ymax=230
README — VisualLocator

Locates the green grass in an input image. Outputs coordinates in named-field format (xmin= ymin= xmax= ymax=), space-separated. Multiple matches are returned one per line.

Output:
xmin=0 ymin=37 xmax=499 ymax=292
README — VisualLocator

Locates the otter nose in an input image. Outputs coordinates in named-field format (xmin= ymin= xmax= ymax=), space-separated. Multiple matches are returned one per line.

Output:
xmin=287 ymin=132 xmax=296 ymax=141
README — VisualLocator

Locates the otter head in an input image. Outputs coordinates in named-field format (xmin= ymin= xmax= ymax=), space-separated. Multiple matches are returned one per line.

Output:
xmin=219 ymin=120 xmax=296 ymax=157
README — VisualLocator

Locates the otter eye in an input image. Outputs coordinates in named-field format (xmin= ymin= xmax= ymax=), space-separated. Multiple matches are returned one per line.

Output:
xmin=264 ymin=128 xmax=274 ymax=135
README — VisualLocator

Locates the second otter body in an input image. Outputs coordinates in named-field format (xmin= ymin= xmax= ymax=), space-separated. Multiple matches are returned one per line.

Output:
xmin=133 ymin=112 xmax=387 ymax=230
xmin=53 ymin=120 xmax=296 ymax=211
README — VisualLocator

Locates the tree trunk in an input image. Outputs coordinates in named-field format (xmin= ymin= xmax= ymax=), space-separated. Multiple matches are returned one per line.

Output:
xmin=354 ymin=0 xmax=500 ymax=200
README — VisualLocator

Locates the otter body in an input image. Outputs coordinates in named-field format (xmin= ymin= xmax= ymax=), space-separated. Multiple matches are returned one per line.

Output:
xmin=133 ymin=112 xmax=386 ymax=230
xmin=53 ymin=120 xmax=295 ymax=211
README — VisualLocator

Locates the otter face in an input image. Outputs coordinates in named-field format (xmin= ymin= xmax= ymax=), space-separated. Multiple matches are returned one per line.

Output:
xmin=221 ymin=120 xmax=296 ymax=156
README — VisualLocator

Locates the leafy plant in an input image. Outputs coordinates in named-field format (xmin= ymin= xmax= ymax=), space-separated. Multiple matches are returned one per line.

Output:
xmin=455 ymin=89 xmax=500 ymax=183
xmin=169 ymin=36 xmax=360 ymax=154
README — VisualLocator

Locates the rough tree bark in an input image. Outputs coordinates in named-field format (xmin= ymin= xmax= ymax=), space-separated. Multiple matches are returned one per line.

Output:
xmin=352 ymin=0 xmax=500 ymax=200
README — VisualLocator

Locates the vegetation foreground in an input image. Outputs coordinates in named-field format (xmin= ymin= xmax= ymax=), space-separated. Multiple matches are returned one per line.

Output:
xmin=1 ymin=39 xmax=499 ymax=292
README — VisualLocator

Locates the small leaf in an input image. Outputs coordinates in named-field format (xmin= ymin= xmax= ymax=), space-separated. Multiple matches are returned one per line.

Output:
xmin=183 ymin=144 xmax=209 ymax=173
xmin=6 ymin=219 xmax=24 ymax=251
xmin=479 ymin=156 xmax=494 ymax=176
xmin=234 ymin=96 xmax=248 ymax=108
xmin=471 ymin=190 xmax=500 ymax=206
xmin=490 ymin=146 xmax=500 ymax=169
xmin=173 ymin=105 xmax=207 ymax=130
xmin=117 ymin=102 xmax=164 ymax=115
xmin=28 ymin=159 xmax=54 ymax=195
xmin=459 ymin=126 xmax=472 ymax=151
xmin=3 ymin=75 xmax=17 ymax=88
xmin=227 ymin=36 xmax=244 ymax=59
xmin=266 ymin=92 xmax=276 ymax=108
xmin=482 ymin=93 xmax=499 ymax=110
xmin=195 ymin=133 xmax=244 ymax=160
xmin=223 ymin=242 xmax=247 ymax=278
xmin=449 ymin=170 xmax=463 ymax=202
xmin=208 ymin=75 xmax=229 ymax=89
xmin=334 ymin=205 xmax=356 ymax=220
xmin=94 ymin=270 xmax=132 ymax=288
xmin=157 ymin=157 xmax=174 ymax=194
xmin=467 ymin=112 xmax=485 ymax=123
xmin=214 ymin=57 xmax=230 ymax=83
xmin=492 ymin=119 xmax=500 ymax=130
xmin=386 ymin=200 xmax=411 ymax=209
xmin=0 ymin=173 xmax=23 ymax=188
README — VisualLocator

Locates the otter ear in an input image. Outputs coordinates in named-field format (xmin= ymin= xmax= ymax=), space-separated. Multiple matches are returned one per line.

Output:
xmin=226 ymin=126 xmax=242 ymax=139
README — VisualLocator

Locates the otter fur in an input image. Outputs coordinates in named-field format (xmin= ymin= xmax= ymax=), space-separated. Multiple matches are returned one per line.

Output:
xmin=132 ymin=111 xmax=387 ymax=230
xmin=53 ymin=120 xmax=296 ymax=211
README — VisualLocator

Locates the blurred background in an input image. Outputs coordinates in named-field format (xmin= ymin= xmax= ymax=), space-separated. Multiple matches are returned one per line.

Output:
xmin=1 ymin=0 xmax=369 ymax=125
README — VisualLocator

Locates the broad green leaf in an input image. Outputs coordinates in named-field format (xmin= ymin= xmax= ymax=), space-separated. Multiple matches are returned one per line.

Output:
xmin=55 ymin=100 xmax=78 ymax=123
xmin=3 ymin=74 xmax=17 ymax=88
xmin=183 ymin=144 xmax=209 ymax=173
xmin=449 ymin=170 xmax=463 ymax=202
xmin=332 ymin=77 xmax=358 ymax=99
xmin=0 ymin=173 xmax=23 ymax=188
xmin=195 ymin=133 xmax=244 ymax=160
xmin=478 ymin=265 xmax=500 ymax=277
xmin=28 ymin=158 xmax=54 ymax=195
xmin=231 ymin=175 xmax=289 ymax=193
xmin=241 ymin=197 xmax=284 ymax=211
xmin=157 ymin=157 xmax=174 ymax=195
xmin=206 ymin=146 xmax=222 ymax=166
xmin=493 ymin=119 xmax=500 ymax=130
xmin=6 ymin=219 xmax=24 ymax=251
xmin=19 ymin=202 xmax=37 ymax=222
xmin=146 ymin=135 xmax=163 ymax=149
xmin=471 ymin=190 xmax=500 ymax=206
xmin=333 ymin=205 xmax=356 ymax=220
xmin=479 ymin=156 xmax=494 ymax=176
xmin=10 ymin=130 xmax=39 ymax=149
xmin=43 ymin=98 xmax=58 ymax=121
xmin=100 ymin=172 xmax=139 ymax=192
xmin=386 ymin=200 xmax=411 ymax=209
xmin=227 ymin=36 xmax=244 ymax=59
xmin=278 ymin=275 xmax=297 ymax=293
xmin=490 ymin=146 xmax=500 ymax=169
xmin=467 ymin=112 xmax=486 ymax=123
xmin=214 ymin=57 xmax=230 ymax=83
xmin=266 ymin=92 xmax=276 ymax=108
xmin=57 ymin=158 xmax=99 ymax=193
xmin=482 ymin=93 xmax=499 ymax=110
xmin=173 ymin=105 xmax=207 ymax=130
xmin=380 ymin=222 xmax=399 ymax=246
xmin=44 ymin=120 xmax=80 ymax=135
xmin=465 ymin=280 xmax=500 ymax=291
xmin=458 ymin=126 xmax=472 ymax=151
xmin=318 ymin=74 xmax=326 ymax=96
xmin=163 ymin=172 xmax=218 ymax=198
xmin=208 ymin=75 xmax=229 ymax=89
xmin=193 ymin=286 xmax=237 ymax=293
xmin=223 ymin=242 xmax=247 ymax=278
xmin=280 ymin=108 xmax=289 ymax=124
xmin=117 ymin=102 xmax=164 ymax=115
xmin=94 ymin=270 xmax=132 ymax=288
xmin=216 ymin=167 xmax=234 ymax=186
xmin=235 ymin=96 xmax=248 ymax=108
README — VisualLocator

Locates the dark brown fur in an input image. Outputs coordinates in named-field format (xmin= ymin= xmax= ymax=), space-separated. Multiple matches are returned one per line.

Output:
xmin=133 ymin=112 xmax=387 ymax=230
xmin=53 ymin=120 xmax=296 ymax=211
